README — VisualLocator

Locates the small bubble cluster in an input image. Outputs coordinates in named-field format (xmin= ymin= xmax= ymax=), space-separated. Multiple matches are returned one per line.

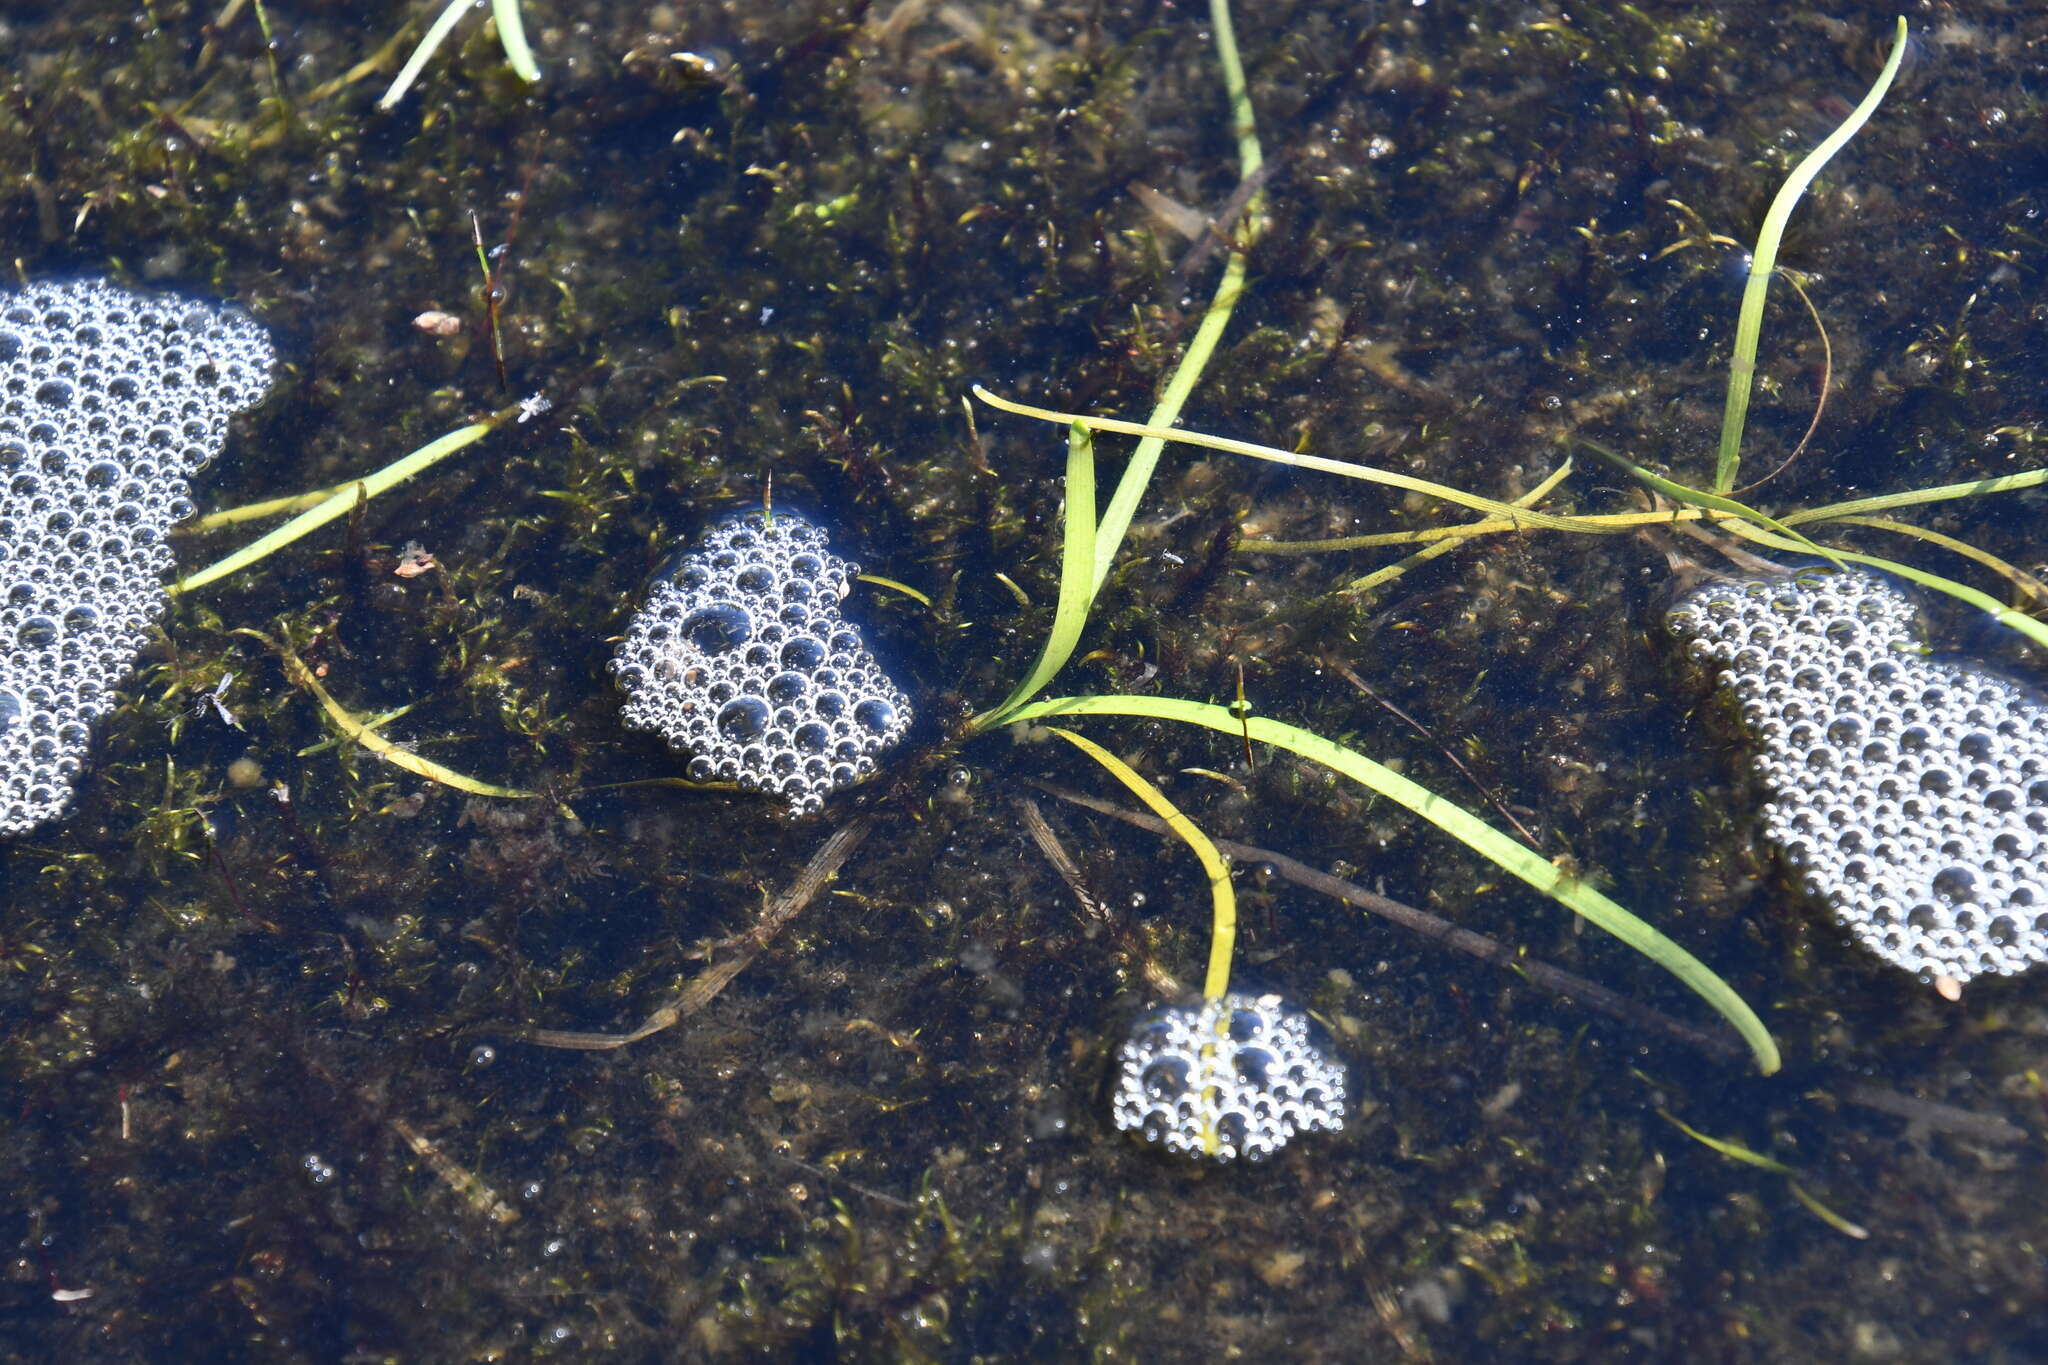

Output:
xmin=1 ymin=278 xmax=275 ymax=836
xmin=610 ymin=509 xmax=913 ymax=814
xmin=1668 ymin=565 xmax=2048 ymax=985
xmin=1112 ymin=993 xmax=1347 ymax=1162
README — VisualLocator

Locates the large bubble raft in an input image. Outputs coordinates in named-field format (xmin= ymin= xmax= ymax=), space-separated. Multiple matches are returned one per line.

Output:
xmin=1 ymin=278 xmax=276 ymax=836
xmin=1112 ymin=992 xmax=1347 ymax=1162
xmin=609 ymin=509 xmax=914 ymax=815
xmin=1667 ymin=565 xmax=2048 ymax=987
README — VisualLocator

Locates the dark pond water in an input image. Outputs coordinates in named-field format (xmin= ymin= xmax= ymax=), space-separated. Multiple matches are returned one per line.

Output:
xmin=2 ymin=1 xmax=2045 ymax=1359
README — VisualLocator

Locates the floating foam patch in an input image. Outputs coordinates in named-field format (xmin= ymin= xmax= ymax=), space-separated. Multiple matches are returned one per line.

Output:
xmin=1668 ymin=565 xmax=2048 ymax=988
xmin=610 ymin=509 xmax=913 ymax=814
xmin=0 ymin=278 xmax=275 ymax=836
xmin=1112 ymin=992 xmax=1347 ymax=1162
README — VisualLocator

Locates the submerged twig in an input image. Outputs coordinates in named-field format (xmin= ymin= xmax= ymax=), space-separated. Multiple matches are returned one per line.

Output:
xmin=1328 ymin=659 xmax=1541 ymax=851
xmin=507 ymin=816 xmax=874 ymax=1050
xmin=1015 ymin=797 xmax=1109 ymax=923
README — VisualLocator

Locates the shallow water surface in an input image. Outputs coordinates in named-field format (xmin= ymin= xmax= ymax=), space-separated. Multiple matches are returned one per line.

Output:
xmin=1 ymin=2 xmax=2045 ymax=1359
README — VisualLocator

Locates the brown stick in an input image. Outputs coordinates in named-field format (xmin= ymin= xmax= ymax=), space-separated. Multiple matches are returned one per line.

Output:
xmin=505 ymin=816 xmax=874 ymax=1051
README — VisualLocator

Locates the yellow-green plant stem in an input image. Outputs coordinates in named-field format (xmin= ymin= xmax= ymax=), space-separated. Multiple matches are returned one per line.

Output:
xmin=1714 ymin=17 xmax=1909 ymax=492
xmin=378 ymin=0 xmax=540 ymax=111
xmin=1046 ymin=727 xmax=1236 ymax=1000
xmin=184 ymin=483 xmax=352 ymax=531
xmin=1088 ymin=0 xmax=1265 ymax=598
xmin=974 ymin=387 xmax=1623 ymax=535
xmin=979 ymin=1 xmax=1266 ymax=728
xmin=1816 ymin=516 xmax=2048 ymax=607
xmin=1342 ymin=460 xmax=1575 ymax=596
xmin=234 ymin=630 xmax=536 ymax=799
xmin=1657 ymin=1108 xmax=1869 ymax=1239
xmin=974 ymin=424 xmax=1098 ymax=730
xmin=1004 ymin=694 xmax=1781 ymax=1075
xmin=488 ymin=0 xmax=541 ymax=82
xmin=173 ymin=404 xmax=521 ymax=596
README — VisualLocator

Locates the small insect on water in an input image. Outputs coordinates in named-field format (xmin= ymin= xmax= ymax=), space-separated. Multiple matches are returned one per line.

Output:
xmin=191 ymin=672 xmax=242 ymax=729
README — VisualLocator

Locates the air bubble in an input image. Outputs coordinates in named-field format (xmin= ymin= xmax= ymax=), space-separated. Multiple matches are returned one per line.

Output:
xmin=680 ymin=602 xmax=753 ymax=654
xmin=715 ymin=696 xmax=770 ymax=742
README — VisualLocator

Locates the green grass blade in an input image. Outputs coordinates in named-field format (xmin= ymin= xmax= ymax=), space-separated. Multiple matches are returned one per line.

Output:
xmin=1003 ymin=694 xmax=1781 ymax=1075
xmin=1780 ymin=465 xmax=2048 ymax=525
xmin=173 ymin=405 xmax=519 ymax=596
xmin=976 ymin=387 xmax=1625 ymax=535
xmin=1817 ymin=516 xmax=2048 ymax=607
xmin=972 ymin=423 xmax=1100 ymax=731
xmin=1581 ymin=439 xmax=1841 ymax=563
xmin=1721 ymin=522 xmax=2048 ymax=654
xmin=1715 ymin=17 xmax=1909 ymax=492
xmin=488 ymin=0 xmax=542 ymax=83
xmin=1087 ymin=0 xmax=1265 ymax=596
xmin=1656 ymin=1108 xmax=1792 ymax=1172
xmin=377 ymin=0 xmax=474 ymax=111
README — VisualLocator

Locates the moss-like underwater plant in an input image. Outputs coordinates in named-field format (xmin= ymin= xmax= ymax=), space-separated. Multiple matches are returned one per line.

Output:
xmin=954 ymin=4 xmax=1782 ymax=1074
xmin=378 ymin=0 xmax=542 ymax=110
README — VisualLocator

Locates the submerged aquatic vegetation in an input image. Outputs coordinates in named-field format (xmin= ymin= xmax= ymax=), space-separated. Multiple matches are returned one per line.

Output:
xmin=9 ymin=0 xmax=2048 ymax=1355
xmin=378 ymin=0 xmax=542 ymax=110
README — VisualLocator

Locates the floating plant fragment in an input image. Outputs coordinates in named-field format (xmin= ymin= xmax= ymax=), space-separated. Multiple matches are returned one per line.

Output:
xmin=610 ymin=509 xmax=913 ymax=814
xmin=1112 ymin=992 xmax=1347 ymax=1162
xmin=0 ymin=279 xmax=275 ymax=835
xmin=1668 ymin=565 xmax=2048 ymax=990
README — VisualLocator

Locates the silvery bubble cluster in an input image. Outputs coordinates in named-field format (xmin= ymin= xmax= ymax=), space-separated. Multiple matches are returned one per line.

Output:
xmin=1668 ymin=566 xmax=2048 ymax=985
xmin=1 ymin=278 xmax=275 ymax=836
xmin=1112 ymin=992 xmax=1347 ymax=1162
xmin=610 ymin=509 xmax=913 ymax=814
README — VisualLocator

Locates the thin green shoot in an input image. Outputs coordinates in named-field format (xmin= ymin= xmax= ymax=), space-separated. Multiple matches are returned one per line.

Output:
xmin=474 ymin=212 xmax=508 ymax=390
xmin=173 ymin=403 xmax=524 ymax=596
xmin=854 ymin=573 xmax=932 ymax=608
xmin=1003 ymin=693 xmax=1781 ymax=1076
xmin=1047 ymin=727 xmax=1237 ymax=1000
xmin=1780 ymin=465 xmax=2048 ymax=525
xmin=379 ymin=0 xmax=475 ymax=110
xmin=1087 ymin=0 xmax=1266 ymax=598
xmin=234 ymin=629 xmax=536 ymax=799
xmin=1657 ymin=1107 xmax=1870 ymax=1239
xmin=379 ymin=0 xmax=541 ymax=112
xmin=972 ymin=423 xmax=1098 ymax=730
xmin=973 ymin=387 xmax=1626 ymax=536
xmin=487 ymin=0 xmax=541 ymax=84
xmin=1577 ymin=439 xmax=1842 ymax=565
xmin=1714 ymin=17 xmax=1909 ymax=493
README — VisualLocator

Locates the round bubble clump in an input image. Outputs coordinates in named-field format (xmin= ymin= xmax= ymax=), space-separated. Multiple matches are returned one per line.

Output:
xmin=1667 ymin=565 xmax=2048 ymax=987
xmin=0 ymin=278 xmax=276 ymax=836
xmin=1111 ymin=992 xmax=1347 ymax=1162
xmin=609 ymin=509 xmax=914 ymax=815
